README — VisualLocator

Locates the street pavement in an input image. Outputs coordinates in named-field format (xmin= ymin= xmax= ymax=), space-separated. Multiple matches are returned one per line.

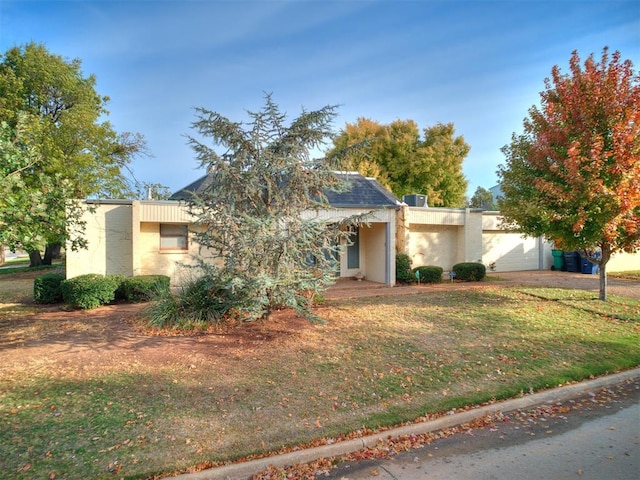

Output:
xmin=170 ymin=369 xmax=639 ymax=480
xmin=325 ymin=379 xmax=639 ymax=480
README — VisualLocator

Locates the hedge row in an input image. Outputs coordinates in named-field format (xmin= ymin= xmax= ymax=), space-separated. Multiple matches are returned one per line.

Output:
xmin=396 ymin=254 xmax=444 ymax=284
xmin=34 ymin=273 xmax=170 ymax=309
xmin=33 ymin=272 xmax=66 ymax=304
xmin=117 ymin=275 xmax=171 ymax=302
xmin=396 ymin=253 xmax=415 ymax=284
xmin=413 ymin=265 xmax=444 ymax=283
xmin=396 ymin=254 xmax=487 ymax=284
xmin=452 ymin=262 xmax=487 ymax=281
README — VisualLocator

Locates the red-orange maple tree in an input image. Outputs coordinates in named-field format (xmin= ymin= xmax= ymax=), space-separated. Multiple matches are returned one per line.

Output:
xmin=498 ymin=48 xmax=640 ymax=300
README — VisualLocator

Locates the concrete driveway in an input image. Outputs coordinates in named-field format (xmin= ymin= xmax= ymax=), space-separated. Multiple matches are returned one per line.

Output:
xmin=326 ymin=270 xmax=640 ymax=300
xmin=491 ymin=270 xmax=639 ymax=299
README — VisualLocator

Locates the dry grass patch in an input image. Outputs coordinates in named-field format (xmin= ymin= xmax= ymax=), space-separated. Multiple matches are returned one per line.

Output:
xmin=609 ymin=270 xmax=640 ymax=280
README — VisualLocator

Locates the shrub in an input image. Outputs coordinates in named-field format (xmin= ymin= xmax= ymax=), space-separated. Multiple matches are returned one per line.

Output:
xmin=60 ymin=274 xmax=122 ymax=309
xmin=33 ymin=272 xmax=65 ymax=304
xmin=452 ymin=262 xmax=487 ymax=281
xmin=116 ymin=275 xmax=170 ymax=302
xmin=413 ymin=265 xmax=443 ymax=284
xmin=396 ymin=253 xmax=416 ymax=284
xmin=147 ymin=275 xmax=231 ymax=328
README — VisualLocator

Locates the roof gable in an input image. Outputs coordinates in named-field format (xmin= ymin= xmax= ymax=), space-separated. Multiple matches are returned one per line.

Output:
xmin=325 ymin=172 xmax=399 ymax=208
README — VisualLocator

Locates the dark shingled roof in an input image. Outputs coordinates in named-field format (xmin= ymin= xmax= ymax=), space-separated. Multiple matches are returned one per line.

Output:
xmin=170 ymin=171 xmax=400 ymax=208
xmin=169 ymin=174 xmax=213 ymax=201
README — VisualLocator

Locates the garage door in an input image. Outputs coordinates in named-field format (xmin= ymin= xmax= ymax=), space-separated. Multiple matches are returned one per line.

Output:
xmin=482 ymin=232 xmax=540 ymax=272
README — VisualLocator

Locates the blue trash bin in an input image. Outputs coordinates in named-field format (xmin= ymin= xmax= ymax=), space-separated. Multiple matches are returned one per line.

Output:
xmin=581 ymin=257 xmax=598 ymax=274
xmin=563 ymin=252 xmax=581 ymax=272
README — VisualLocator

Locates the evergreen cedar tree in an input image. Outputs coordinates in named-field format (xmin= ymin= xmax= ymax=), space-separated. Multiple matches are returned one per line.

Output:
xmin=184 ymin=95 xmax=366 ymax=321
xmin=0 ymin=43 xmax=146 ymax=266
xmin=498 ymin=48 xmax=640 ymax=301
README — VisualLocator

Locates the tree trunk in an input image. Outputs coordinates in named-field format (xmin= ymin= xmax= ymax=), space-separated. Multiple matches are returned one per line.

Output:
xmin=598 ymin=261 xmax=607 ymax=301
xmin=43 ymin=247 xmax=53 ymax=266
xmin=29 ymin=250 xmax=44 ymax=267
xmin=597 ymin=243 xmax=611 ymax=302
xmin=53 ymin=243 xmax=62 ymax=259
xmin=42 ymin=243 xmax=60 ymax=266
xmin=0 ymin=243 xmax=5 ymax=266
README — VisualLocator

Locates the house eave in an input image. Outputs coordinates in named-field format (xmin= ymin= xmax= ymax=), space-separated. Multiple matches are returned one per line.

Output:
xmin=328 ymin=203 xmax=400 ymax=210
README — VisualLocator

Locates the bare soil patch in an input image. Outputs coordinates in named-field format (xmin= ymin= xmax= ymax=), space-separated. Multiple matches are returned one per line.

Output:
xmin=0 ymin=302 xmax=313 ymax=379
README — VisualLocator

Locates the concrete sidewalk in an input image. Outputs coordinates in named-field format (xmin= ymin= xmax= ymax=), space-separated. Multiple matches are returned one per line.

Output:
xmin=168 ymin=368 xmax=640 ymax=480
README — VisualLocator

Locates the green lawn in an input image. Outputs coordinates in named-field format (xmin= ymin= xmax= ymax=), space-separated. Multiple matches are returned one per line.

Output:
xmin=0 ymin=275 xmax=638 ymax=479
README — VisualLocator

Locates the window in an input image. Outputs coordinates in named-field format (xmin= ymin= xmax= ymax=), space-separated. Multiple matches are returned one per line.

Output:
xmin=160 ymin=224 xmax=188 ymax=250
xmin=347 ymin=226 xmax=360 ymax=269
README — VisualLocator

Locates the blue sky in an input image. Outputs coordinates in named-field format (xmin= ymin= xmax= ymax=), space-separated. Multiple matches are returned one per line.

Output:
xmin=1 ymin=0 xmax=639 ymax=199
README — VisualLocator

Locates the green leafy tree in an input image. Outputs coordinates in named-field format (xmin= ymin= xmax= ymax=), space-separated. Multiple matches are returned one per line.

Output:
xmin=329 ymin=118 xmax=469 ymax=206
xmin=184 ymin=95 xmax=362 ymax=321
xmin=498 ymin=48 xmax=640 ymax=300
xmin=468 ymin=186 xmax=497 ymax=210
xmin=0 ymin=118 xmax=87 ymax=265
xmin=0 ymin=43 xmax=146 ymax=266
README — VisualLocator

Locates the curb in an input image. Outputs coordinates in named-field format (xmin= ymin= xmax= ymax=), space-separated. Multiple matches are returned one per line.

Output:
xmin=168 ymin=368 xmax=640 ymax=480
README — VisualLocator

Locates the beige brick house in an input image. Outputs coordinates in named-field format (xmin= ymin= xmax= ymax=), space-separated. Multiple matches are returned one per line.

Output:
xmin=66 ymin=173 xmax=401 ymax=286
xmin=66 ymin=173 xmax=640 ymax=285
